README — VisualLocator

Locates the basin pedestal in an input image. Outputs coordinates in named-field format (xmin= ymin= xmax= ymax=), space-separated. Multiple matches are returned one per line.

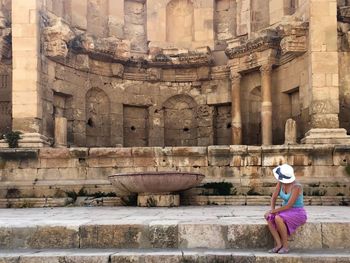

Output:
xmin=137 ymin=193 xmax=180 ymax=207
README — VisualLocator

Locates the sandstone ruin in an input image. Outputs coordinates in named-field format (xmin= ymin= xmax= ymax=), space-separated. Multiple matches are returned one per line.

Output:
xmin=0 ymin=0 xmax=349 ymax=204
xmin=0 ymin=0 xmax=349 ymax=148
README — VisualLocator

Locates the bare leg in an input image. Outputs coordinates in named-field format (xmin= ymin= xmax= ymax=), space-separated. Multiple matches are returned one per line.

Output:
xmin=266 ymin=219 xmax=282 ymax=248
xmin=274 ymin=215 xmax=288 ymax=249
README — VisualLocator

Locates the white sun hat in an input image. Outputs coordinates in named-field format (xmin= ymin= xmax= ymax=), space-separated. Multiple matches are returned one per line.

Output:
xmin=272 ymin=164 xmax=295 ymax=184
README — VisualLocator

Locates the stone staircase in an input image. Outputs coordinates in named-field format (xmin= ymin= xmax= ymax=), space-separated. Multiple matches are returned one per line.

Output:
xmin=0 ymin=206 xmax=349 ymax=262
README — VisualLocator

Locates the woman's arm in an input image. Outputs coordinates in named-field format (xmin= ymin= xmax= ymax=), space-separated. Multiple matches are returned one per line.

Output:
xmin=270 ymin=182 xmax=280 ymax=210
xmin=271 ymin=185 xmax=301 ymax=214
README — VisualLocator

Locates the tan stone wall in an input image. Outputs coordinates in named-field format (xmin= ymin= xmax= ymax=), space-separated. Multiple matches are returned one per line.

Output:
xmin=272 ymin=54 xmax=310 ymax=144
xmin=0 ymin=145 xmax=349 ymax=198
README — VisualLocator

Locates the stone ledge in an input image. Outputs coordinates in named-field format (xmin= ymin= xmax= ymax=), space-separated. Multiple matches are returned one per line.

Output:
xmin=0 ymin=249 xmax=349 ymax=263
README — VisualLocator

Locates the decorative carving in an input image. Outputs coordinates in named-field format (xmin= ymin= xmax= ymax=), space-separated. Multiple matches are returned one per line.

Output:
xmin=70 ymin=34 xmax=131 ymax=61
xmin=111 ymin=63 xmax=125 ymax=78
xmin=259 ymin=64 xmax=272 ymax=74
xmin=230 ymin=70 xmax=242 ymax=83
xmin=338 ymin=6 xmax=350 ymax=23
xmin=225 ymin=33 xmax=280 ymax=59
xmin=42 ymin=17 xmax=75 ymax=59
xmin=147 ymin=68 xmax=162 ymax=81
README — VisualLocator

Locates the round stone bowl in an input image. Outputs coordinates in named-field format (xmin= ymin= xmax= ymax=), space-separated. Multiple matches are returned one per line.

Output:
xmin=108 ymin=172 xmax=205 ymax=194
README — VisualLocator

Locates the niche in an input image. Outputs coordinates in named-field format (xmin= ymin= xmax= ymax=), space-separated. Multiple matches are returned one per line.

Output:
xmin=85 ymin=88 xmax=111 ymax=147
xmin=163 ymin=94 xmax=197 ymax=146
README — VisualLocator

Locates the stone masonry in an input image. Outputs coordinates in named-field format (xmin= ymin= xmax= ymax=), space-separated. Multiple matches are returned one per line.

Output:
xmin=0 ymin=0 xmax=349 ymax=147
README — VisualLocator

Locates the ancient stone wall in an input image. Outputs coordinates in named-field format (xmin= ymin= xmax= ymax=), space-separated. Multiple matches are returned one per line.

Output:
xmin=0 ymin=145 xmax=349 ymax=199
xmin=3 ymin=0 xmax=350 ymax=148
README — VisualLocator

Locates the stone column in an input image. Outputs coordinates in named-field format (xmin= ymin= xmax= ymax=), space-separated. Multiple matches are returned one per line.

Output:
xmin=260 ymin=64 xmax=273 ymax=145
xmin=230 ymin=71 xmax=242 ymax=145
xmin=302 ymin=0 xmax=350 ymax=144
xmin=54 ymin=117 xmax=67 ymax=147
xmin=11 ymin=0 xmax=49 ymax=147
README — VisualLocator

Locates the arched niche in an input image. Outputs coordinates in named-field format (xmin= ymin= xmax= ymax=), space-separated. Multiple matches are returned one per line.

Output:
xmin=163 ymin=94 xmax=197 ymax=146
xmin=85 ymin=88 xmax=111 ymax=147
xmin=166 ymin=0 xmax=194 ymax=43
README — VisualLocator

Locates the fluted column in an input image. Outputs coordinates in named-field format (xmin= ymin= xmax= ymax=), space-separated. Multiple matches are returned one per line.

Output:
xmin=230 ymin=71 xmax=242 ymax=145
xmin=260 ymin=64 xmax=273 ymax=145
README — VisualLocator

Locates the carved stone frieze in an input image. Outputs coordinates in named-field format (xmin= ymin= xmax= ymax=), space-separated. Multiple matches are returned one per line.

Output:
xmin=338 ymin=6 xmax=350 ymax=23
xmin=225 ymin=34 xmax=280 ymax=59
xmin=276 ymin=22 xmax=308 ymax=55
xmin=111 ymin=63 xmax=125 ymax=77
xmin=225 ymin=20 xmax=308 ymax=68
xmin=42 ymin=17 xmax=75 ymax=59
xmin=147 ymin=67 xmax=162 ymax=81
xmin=211 ymin=65 xmax=229 ymax=80
xmin=70 ymin=34 xmax=131 ymax=61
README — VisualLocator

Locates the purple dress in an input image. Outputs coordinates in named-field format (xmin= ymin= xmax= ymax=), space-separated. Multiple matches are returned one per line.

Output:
xmin=266 ymin=183 xmax=307 ymax=235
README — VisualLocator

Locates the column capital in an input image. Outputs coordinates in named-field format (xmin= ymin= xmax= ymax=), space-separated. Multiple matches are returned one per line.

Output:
xmin=230 ymin=70 xmax=242 ymax=83
xmin=259 ymin=64 xmax=273 ymax=74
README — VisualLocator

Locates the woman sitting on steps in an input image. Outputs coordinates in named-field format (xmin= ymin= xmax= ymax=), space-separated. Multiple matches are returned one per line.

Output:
xmin=264 ymin=163 xmax=308 ymax=254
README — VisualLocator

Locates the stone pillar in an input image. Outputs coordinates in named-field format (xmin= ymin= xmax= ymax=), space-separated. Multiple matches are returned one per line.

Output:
xmin=260 ymin=64 xmax=273 ymax=145
xmin=302 ymin=0 xmax=350 ymax=144
xmin=54 ymin=117 xmax=67 ymax=147
xmin=11 ymin=0 xmax=49 ymax=147
xmin=230 ymin=71 xmax=242 ymax=145
xmin=285 ymin=118 xmax=297 ymax=145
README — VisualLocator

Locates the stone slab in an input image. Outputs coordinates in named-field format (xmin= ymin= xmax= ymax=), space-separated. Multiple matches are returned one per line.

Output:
xmin=0 ymin=249 xmax=349 ymax=263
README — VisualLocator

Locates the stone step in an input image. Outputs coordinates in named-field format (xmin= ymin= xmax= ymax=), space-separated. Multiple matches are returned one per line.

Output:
xmin=0 ymin=248 xmax=349 ymax=263
xmin=0 ymin=206 xmax=349 ymax=250
xmin=1 ymin=195 xmax=349 ymax=208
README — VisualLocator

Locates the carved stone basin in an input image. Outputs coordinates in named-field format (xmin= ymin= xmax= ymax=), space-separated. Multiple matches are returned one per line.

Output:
xmin=108 ymin=172 xmax=205 ymax=207
xmin=108 ymin=171 xmax=205 ymax=194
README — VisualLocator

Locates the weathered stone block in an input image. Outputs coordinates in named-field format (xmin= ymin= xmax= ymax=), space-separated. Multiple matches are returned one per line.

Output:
xmin=208 ymin=146 xmax=230 ymax=166
xmin=148 ymin=222 xmax=178 ymax=248
xmin=227 ymin=224 xmax=273 ymax=249
xmin=178 ymin=224 xmax=226 ymax=249
xmin=80 ymin=224 xmax=144 ymax=248
xmin=288 ymin=223 xmax=322 ymax=249
xmin=322 ymin=223 xmax=350 ymax=249
xmin=230 ymin=145 xmax=247 ymax=167
xmin=262 ymin=146 xmax=289 ymax=167
xmin=245 ymin=146 xmax=262 ymax=166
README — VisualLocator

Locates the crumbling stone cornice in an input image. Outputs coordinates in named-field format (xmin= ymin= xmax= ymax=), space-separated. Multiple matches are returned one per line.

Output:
xmin=338 ymin=6 xmax=350 ymax=23
xmin=225 ymin=34 xmax=281 ymax=59
xmin=225 ymin=20 xmax=308 ymax=67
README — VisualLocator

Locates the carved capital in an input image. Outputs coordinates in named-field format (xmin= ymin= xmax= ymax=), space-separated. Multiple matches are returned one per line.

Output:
xmin=259 ymin=64 xmax=272 ymax=75
xmin=230 ymin=70 xmax=242 ymax=85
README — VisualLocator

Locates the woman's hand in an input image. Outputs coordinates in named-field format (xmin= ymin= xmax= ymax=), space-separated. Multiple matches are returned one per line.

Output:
xmin=264 ymin=210 xmax=271 ymax=219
